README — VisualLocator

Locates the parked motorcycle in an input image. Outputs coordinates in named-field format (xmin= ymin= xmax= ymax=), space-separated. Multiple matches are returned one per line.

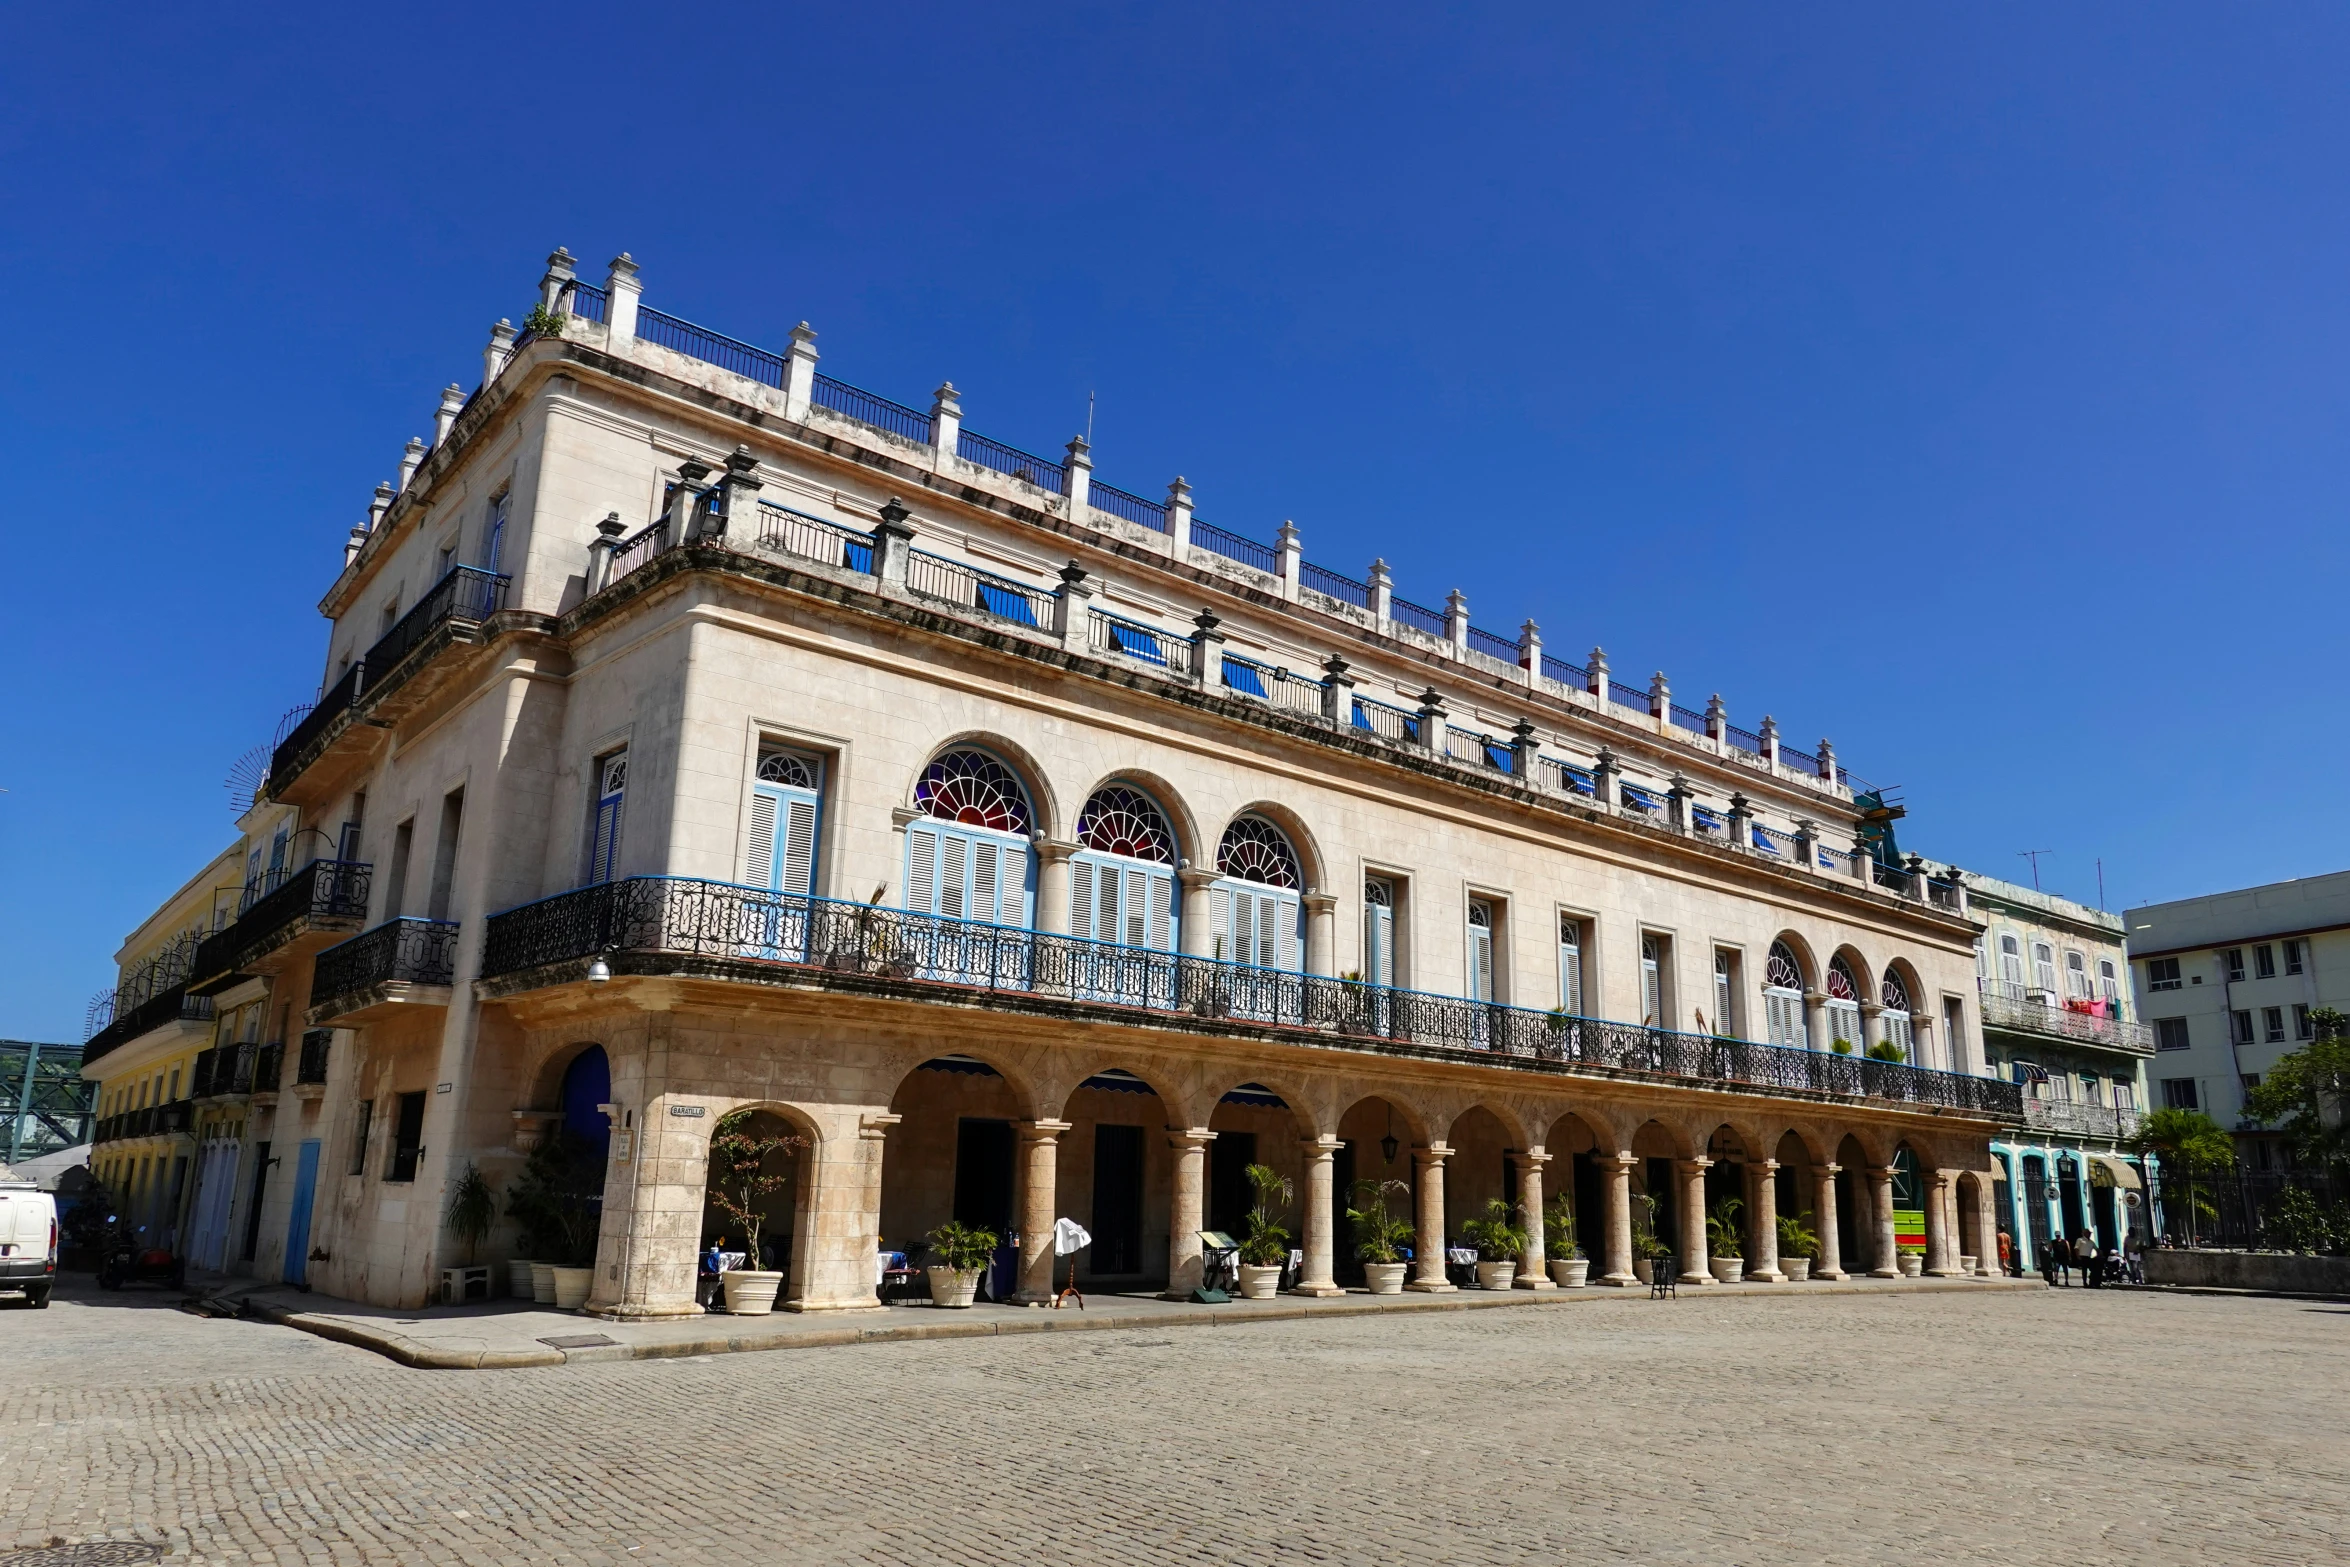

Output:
xmin=95 ymin=1218 xmax=185 ymax=1291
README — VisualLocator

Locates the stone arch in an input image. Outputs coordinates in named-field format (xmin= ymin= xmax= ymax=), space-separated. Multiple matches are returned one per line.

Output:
xmin=1072 ymin=769 xmax=1203 ymax=869
xmin=694 ymin=1099 xmax=821 ymax=1283
xmin=522 ymin=1037 xmax=617 ymax=1118
xmin=1051 ymin=1061 xmax=1181 ymax=1287
xmin=1767 ymin=931 xmax=1818 ymax=990
xmin=877 ymin=1052 xmax=1048 ymax=1297
xmin=1216 ymin=801 xmax=1326 ymax=893
xmin=909 ymin=734 xmax=1060 ymax=840
xmin=1827 ymin=944 xmax=1874 ymax=1003
xmin=1771 ymin=1123 xmax=1831 ymax=1169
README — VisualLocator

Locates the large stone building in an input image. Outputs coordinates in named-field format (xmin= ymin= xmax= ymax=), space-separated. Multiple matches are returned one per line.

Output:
xmin=2127 ymin=869 xmax=2350 ymax=1173
xmin=1967 ymin=873 xmax=2151 ymax=1266
xmin=87 ymin=249 xmax=2023 ymax=1313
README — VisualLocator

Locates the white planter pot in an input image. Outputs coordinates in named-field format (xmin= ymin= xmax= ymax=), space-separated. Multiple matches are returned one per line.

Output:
xmin=1959 ymin=1254 xmax=1978 ymax=1276
xmin=1362 ymin=1262 xmax=1407 ymax=1295
xmin=550 ymin=1266 xmax=593 ymax=1310
xmin=508 ymin=1259 xmax=538 ymax=1300
xmin=927 ymin=1265 xmax=981 ymax=1308
xmin=529 ymin=1262 xmax=556 ymax=1305
xmin=1548 ymin=1257 xmax=1590 ymax=1288
xmin=1236 ymin=1263 xmax=1283 ymax=1300
xmin=720 ymin=1268 xmax=784 ymax=1316
xmin=1632 ymin=1259 xmax=1653 ymax=1285
xmin=1898 ymin=1253 xmax=1924 ymax=1278
xmin=1474 ymin=1261 xmax=1516 ymax=1290
xmin=1783 ymin=1258 xmax=1813 ymax=1283
xmin=1710 ymin=1257 xmax=1746 ymax=1284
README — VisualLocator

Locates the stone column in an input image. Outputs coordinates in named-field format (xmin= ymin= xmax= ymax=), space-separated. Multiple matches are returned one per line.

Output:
xmin=1803 ymin=989 xmax=1830 ymax=1054
xmin=1368 ymin=558 xmax=1394 ymax=626
xmin=789 ymin=1110 xmax=898 ymax=1313
xmin=1813 ymin=1163 xmax=1847 ymax=1279
xmin=1676 ymin=1157 xmax=1713 ymax=1284
xmin=1748 ymin=1158 xmax=1784 ymax=1282
xmin=585 ymin=1085 xmax=707 ymax=1321
xmin=1011 ymin=1119 xmax=1071 ymax=1304
xmin=1293 ymin=1136 xmax=1344 ymax=1296
xmin=1593 ymin=1154 xmax=1636 ymax=1285
xmin=1923 ymin=1171 xmax=1954 ymax=1276
xmin=714 ymin=446 xmax=761 ymax=543
xmin=399 ymin=436 xmax=425 ymax=493
xmin=538 ymin=246 xmax=576 ymax=314
xmin=1162 ymin=1128 xmax=1215 ymax=1299
xmin=1513 ymin=1150 xmax=1556 ymax=1288
xmin=1974 ymin=1171 xmax=2000 ymax=1276
xmin=1063 ymin=435 xmax=1092 ymax=515
xmin=1176 ymin=866 xmax=1217 ymax=958
xmin=873 ymin=498 xmax=915 ymax=586
xmin=1587 ymin=645 xmax=1610 ymax=710
xmin=1518 ymin=619 xmax=1542 ymax=689
xmin=1034 ymin=839 xmax=1078 ymax=936
xmin=434 ymin=383 xmax=464 ymax=448
xmin=1444 ymin=588 xmax=1470 ymax=657
xmin=1869 ymin=1165 xmax=1900 ymax=1277
xmin=1301 ymin=891 xmax=1337 ymax=977
xmin=1407 ymin=1144 xmax=1457 ymax=1292
xmin=483 ymin=317 xmax=517 ymax=386
xmin=1053 ymin=563 xmax=1097 ymax=655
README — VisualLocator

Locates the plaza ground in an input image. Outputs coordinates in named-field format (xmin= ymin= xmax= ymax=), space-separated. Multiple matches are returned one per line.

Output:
xmin=4 ymin=1277 xmax=2343 ymax=1566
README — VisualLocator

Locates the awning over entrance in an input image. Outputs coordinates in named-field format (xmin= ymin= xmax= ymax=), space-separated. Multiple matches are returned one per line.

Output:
xmin=2088 ymin=1155 xmax=2142 ymax=1190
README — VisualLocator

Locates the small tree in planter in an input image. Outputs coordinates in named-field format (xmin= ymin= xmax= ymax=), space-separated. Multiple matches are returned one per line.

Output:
xmin=1235 ymin=1164 xmax=1294 ymax=1298
xmin=1347 ymin=1178 xmax=1416 ymax=1294
xmin=504 ymin=1131 xmax=606 ymax=1309
xmin=924 ymin=1219 xmax=999 ymax=1308
xmin=443 ymin=1161 xmax=497 ymax=1301
xmin=1630 ymin=1192 xmax=1671 ymax=1281
xmin=705 ymin=1110 xmax=807 ymax=1315
xmin=1778 ymin=1212 xmax=1821 ymax=1282
xmin=1545 ymin=1191 xmax=1589 ymax=1286
xmin=1705 ymin=1195 xmax=1746 ymax=1282
xmin=1460 ymin=1198 xmax=1528 ymax=1289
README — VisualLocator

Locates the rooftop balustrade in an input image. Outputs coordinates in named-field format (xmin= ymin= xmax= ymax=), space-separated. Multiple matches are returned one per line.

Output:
xmin=1088 ymin=610 xmax=1196 ymax=676
xmin=479 ymin=877 xmax=2020 ymax=1119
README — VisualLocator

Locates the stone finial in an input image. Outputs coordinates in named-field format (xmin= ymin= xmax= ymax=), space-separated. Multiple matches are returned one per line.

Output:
xmin=596 ymin=512 xmax=627 ymax=539
xmin=790 ymin=320 xmax=817 ymax=346
xmin=398 ymin=437 xmax=425 ymax=493
xmin=345 ymin=527 xmax=368 ymax=567
xmin=1167 ymin=475 xmax=1191 ymax=504
xmin=1057 ymin=560 xmax=1089 ymax=588
xmin=484 ymin=318 xmax=518 ymax=387
xmin=931 ymin=381 xmax=961 ymax=417
xmin=369 ymin=482 xmax=394 ymax=531
xmin=1816 ymin=737 xmax=1838 ymax=781
xmin=1323 ymin=653 xmax=1351 ymax=679
xmin=433 ymin=383 xmax=465 ymax=447
xmin=1192 ymin=608 xmax=1222 ymax=634
xmin=607 ymin=252 xmax=638 ymax=280
xmin=1064 ymin=434 xmax=1092 ymax=466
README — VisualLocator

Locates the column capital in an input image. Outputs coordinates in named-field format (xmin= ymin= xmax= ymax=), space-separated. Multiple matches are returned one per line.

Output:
xmin=1032 ymin=837 xmax=1079 ymax=865
xmin=1814 ymin=1161 xmax=1841 ymax=1177
xmin=1412 ymin=1142 xmax=1454 ymax=1166
xmin=1016 ymin=1118 xmax=1073 ymax=1140
xmin=1673 ymin=1155 xmax=1714 ymax=1173
xmin=1168 ymin=1127 xmax=1217 ymax=1151
xmin=1758 ymin=1158 xmax=1780 ymax=1174
xmin=1176 ymin=864 xmax=1219 ymax=890
xmin=1300 ymin=1134 xmax=1343 ymax=1158
xmin=857 ymin=1112 xmax=902 ymax=1141
xmin=1511 ymin=1147 xmax=1552 ymax=1167
xmin=1869 ymin=1164 xmax=1900 ymax=1180
xmin=1597 ymin=1151 xmax=1639 ymax=1171
xmin=1300 ymin=890 xmax=1338 ymax=915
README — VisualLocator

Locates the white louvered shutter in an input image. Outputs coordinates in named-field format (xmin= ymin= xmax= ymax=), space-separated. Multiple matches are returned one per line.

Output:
xmin=744 ymin=793 xmax=778 ymax=885
xmin=1122 ymin=868 xmax=1146 ymax=946
xmin=1367 ymin=901 xmax=1394 ymax=988
xmin=1279 ymin=895 xmax=1300 ymax=972
xmin=1147 ymin=870 xmax=1173 ymax=950
xmin=906 ymin=826 xmax=937 ymax=914
xmin=780 ymin=798 xmax=817 ymax=896
xmin=1470 ymin=922 xmax=1494 ymax=1002
xmin=1070 ymin=859 xmax=1096 ymax=941
xmin=1210 ymin=886 xmax=1231 ymax=964
xmin=971 ymin=838 xmax=999 ymax=923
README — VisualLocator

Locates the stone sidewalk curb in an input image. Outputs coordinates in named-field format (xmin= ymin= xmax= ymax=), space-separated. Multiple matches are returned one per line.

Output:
xmin=248 ymin=1275 xmax=2036 ymax=1371
xmin=2111 ymin=1281 xmax=2350 ymax=1306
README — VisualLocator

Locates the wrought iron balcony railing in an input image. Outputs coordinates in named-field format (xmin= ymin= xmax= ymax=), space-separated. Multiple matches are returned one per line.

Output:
xmin=312 ymin=917 xmax=461 ymax=1011
xmin=189 ymin=1047 xmax=218 ymax=1099
xmin=192 ymin=859 xmax=373 ymax=985
xmin=270 ymin=661 xmax=363 ymax=790
xmin=81 ymin=983 xmax=215 ymax=1066
xmin=1978 ymin=981 xmax=2154 ymax=1055
xmin=251 ymin=1041 xmax=284 ymax=1095
xmin=482 ymin=877 xmax=2022 ymax=1119
xmin=359 ymin=565 xmax=509 ymax=699
xmin=296 ymin=1028 xmax=332 ymax=1086
xmin=2021 ymin=1099 xmax=2144 ymax=1141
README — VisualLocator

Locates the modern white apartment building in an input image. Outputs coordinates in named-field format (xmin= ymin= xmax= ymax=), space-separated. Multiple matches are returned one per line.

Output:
xmin=88 ymin=249 xmax=2024 ymax=1312
xmin=2127 ymin=869 xmax=2350 ymax=1170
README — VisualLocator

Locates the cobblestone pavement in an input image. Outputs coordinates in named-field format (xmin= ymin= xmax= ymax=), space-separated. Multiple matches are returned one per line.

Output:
xmin=5 ymin=1276 xmax=2344 ymax=1566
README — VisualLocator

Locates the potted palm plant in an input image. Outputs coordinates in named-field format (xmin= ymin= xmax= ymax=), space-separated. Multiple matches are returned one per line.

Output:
xmin=1897 ymin=1243 xmax=1926 ymax=1278
xmin=704 ymin=1110 xmax=806 ymax=1314
xmin=1460 ymin=1197 xmax=1527 ymax=1289
xmin=1235 ymin=1164 xmax=1293 ymax=1299
xmin=925 ymin=1219 xmax=997 ymax=1307
xmin=505 ymin=1131 xmax=605 ymax=1309
xmin=1777 ymin=1212 xmax=1819 ymax=1282
xmin=442 ymin=1161 xmax=497 ymax=1302
xmin=1705 ymin=1195 xmax=1746 ymax=1283
xmin=1545 ymin=1192 xmax=1589 ymax=1287
xmin=1631 ymin=1193 xmax=1664 ymax=1284
xmin=1347 ymin=1179 xmax=1414 ymax=1294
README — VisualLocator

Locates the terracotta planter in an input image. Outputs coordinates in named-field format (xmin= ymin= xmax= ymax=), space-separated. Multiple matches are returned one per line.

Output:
xmin=1709 ymin=1257 xmax=1745 ymax=1284
xmin=1474 ymin=1260 xmax=1516 ymax=1290
xmin=529 ymin=1262 xmax=555 ymax=1305
xmin=1362 ymin=1262 xmax=1407 ymax=1295
xmin=1783 ymin=1258 xmax=1813 ymax=1283
xmin=720 ymin=1268 xmax=784 ymax=1315
xmin=508 ymin=1259 xmax=538 ymax=1299
xmin=1898 ymin=1253 xmax=1924 ymax=1278
xmin=1236 ymin=1263 xmax=1283 ymax=1300
xmin=1548 ymin=1257 xmax=1590 ymax=1288
xmin=550 ymin=1265 xmax=593 ymax=1310
xmin=927 ymin=1265 xmax=981 ymax=1308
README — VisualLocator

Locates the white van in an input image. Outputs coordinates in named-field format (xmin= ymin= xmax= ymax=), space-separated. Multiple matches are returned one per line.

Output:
xmin=0 ymin=1177 xmax=59 ymax=1308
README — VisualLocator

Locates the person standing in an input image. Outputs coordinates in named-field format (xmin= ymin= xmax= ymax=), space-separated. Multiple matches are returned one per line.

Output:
xmin=1997 ymin=1228 xmax=2015 ymax=1277
xmin=2073 ymin=1229 xmax=2098 ymax=1287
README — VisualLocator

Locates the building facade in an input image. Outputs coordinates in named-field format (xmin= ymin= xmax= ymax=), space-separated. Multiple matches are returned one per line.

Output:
xmin=104 ymin=249 xmax=2025 ymax=1312
xmin=1965 ymin=874 xmax=2150 ymax=1266
xmin=2126 ymin=870 xmax=2350 ymax=1172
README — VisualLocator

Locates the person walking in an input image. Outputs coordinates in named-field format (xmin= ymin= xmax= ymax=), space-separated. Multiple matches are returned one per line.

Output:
xmin=2040 ymin=1235 xmax=2062 ymax=1286
xmin=2073 ymin=1229 xmax=2098 ymax=1288
xmin=1997 ymin=1228 xmax=2015 ymax=1277
xmin=2124 ymin=1229 xmax=2146 ymax=1285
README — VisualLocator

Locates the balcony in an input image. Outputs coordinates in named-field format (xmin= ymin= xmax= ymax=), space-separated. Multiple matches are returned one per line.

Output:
xmin=82 ymin=983 xmax=216 ymax=1067
xmin=190 ymin=858 xmax=373 ymax=991
xmin=480 ymin=876 xmax=2023 ymax=1121
xmin=309 ymin=917 xmax=460 ymax=1024
xmin=2021 ymin=1099 xmax=2144 ymax=1143
xmin=250 ymin=1041 xmax=284 ymax=1099
xmin=93 ymin=1099 xmax=192 ymax=1145
xmin=268 ymin=565 xmax=510 ymax=800
xmin=1978 ymin=981 xmax=2154 ymax=1056
xmin=294 ymin=1028 xmax=332 ymax=1093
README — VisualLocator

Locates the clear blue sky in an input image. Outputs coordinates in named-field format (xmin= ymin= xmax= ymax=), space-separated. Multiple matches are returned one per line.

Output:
xmin=7 ymin=5 xmax=2346 ymax=1040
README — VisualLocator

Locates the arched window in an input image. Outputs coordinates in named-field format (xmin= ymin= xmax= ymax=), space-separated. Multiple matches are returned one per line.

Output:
xmin=1998 ymin=932 xmax=2025 ymax=994
xmin=904 ymin=749 xmax=1035 ymax=927
xmin=1071 ymin=785 xmax=1176 ymax=951
xmin=1764 ymin=941 xmax=1807 ymax=1048
xmin=1825 ymin=954 xmax=1862 ymax=1051
xmin=1879 ymin=968 xmax=1914 ymax=1062
xmin=744 ymin=747 xmax=825 ymax=898
xmin=2032 ymin=940 xmax=2058 ymax=995
xmin=2064 ymin=949 xmax=2090 ymax=999
xmin=1211 ymin=816 xmax=1301 ymax=970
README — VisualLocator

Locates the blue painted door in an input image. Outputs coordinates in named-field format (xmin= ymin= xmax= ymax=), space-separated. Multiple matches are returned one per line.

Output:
xmin=283 ymin=1140 xmax=322 ymax=1287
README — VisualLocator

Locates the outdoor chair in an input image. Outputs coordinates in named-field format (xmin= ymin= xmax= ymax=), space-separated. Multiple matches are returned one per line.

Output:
xmin=1650 ymin=1254 xmax=1678 ymax=1299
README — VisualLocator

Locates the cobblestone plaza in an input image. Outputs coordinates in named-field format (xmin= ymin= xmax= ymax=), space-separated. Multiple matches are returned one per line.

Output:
xmin=8 ymin=1283 xmax=2342 ymax=1565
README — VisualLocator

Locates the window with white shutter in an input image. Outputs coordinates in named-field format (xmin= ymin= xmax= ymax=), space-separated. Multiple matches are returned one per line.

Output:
xmin=1364 ymin=878 xmax=1396 ymax=988
xmin=585 ymin=750 xmax=627 ymax=886
xmin=1764 ymin=940 xmax=1807 ymax=1049
xmin=1467 ymin=900 xmax=1496 ymax=1002
xmin=1209 ymin=815 xmax=1302 ymax=973
xmin=1070 ymin=785 xmax=1178 ymax=953
xmin=746 ymin=749 xmax=824 ymax=896
xmin=1558 ymin=915 xmax=1584 ymax=1016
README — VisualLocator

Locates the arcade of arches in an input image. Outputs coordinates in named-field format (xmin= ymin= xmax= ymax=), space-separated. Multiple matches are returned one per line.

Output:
xmin=555 ymin=1011 xmax=2005 ymax=1319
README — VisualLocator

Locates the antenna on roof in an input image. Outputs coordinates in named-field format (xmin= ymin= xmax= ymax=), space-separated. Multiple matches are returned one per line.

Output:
xmin=2017 ymin=849 xmax=2053 ymax=891
xmin=1086 ymin=389 xmax=1095 ymax=447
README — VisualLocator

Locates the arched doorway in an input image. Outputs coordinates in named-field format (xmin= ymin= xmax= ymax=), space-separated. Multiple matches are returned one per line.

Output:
xmin=1206 ymin=1081 xmax=1311 ymax=1286
xmin=697 ymin=1107 xmax=810 ymax=1286
xmin=1334 ymin=1095 xmax=1423 ymax=1286
xmin=1632 ymin=1120 xmax=1684 ymax=1271
xmin=1834 ymin=1134 xmax=1870 ymax=1272
xmin=560 ymin=1045 xmax=611 ymax=1163
xmin=880 ymin=1055 xmax=1030 ymax=1302
xmin=1704 ymin=1124 xmax=1752 ymax=1274
xmin=1058 ymin=1067 xmax=1174 ymax=1291
xmin=1544 ymin=1112 xmax=1606 ymax=1269
xmin=1892 ymin=1142 xmax=1926 ymax=1262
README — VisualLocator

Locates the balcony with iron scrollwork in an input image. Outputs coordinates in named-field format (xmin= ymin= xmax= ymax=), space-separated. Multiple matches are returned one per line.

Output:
xmin=1978 ymin=980 xmax=2154 ymax=1056
xmin=293 ymin=1028 xmax=332 ymax=1096
xmin=267 ymin=564 xmax=511 ymax=804
xmin=477 ymin=876 xmax=2023 ymax=1121
xmin=309 ymin=917 xmax=460 ymax=1024
xmin=189 ymin=858 xmax=373 ymax=992
xmin=2020 ymin=1098 xmax=2144 ymax=1143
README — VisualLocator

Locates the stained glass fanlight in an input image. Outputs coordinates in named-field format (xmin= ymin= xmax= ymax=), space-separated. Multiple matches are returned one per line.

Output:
xmin=1217 ymin=815 xmax=1300 ymax=888
xmin=914 ymin=749 xmax=1031 ymax=833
